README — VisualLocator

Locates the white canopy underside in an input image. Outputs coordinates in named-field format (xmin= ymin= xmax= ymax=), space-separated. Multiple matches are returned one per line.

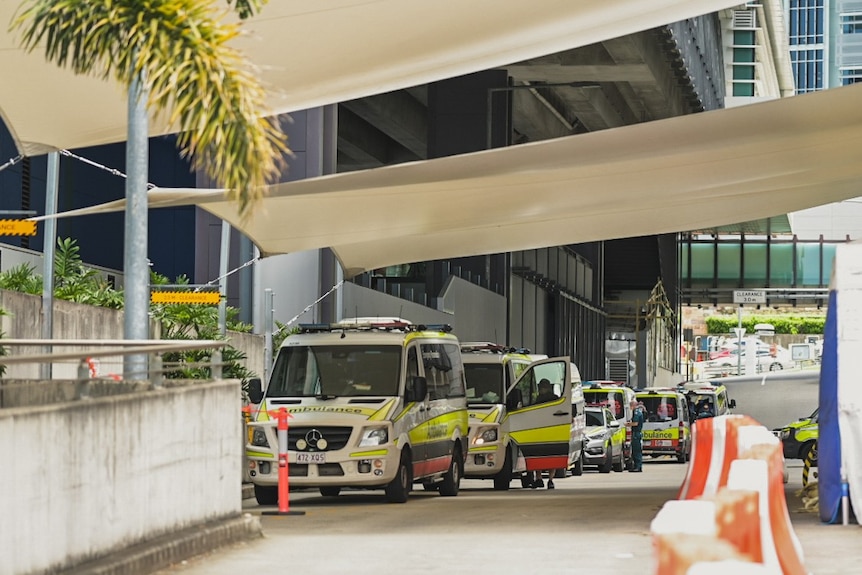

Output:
xmin=1 ymin=0 xmax=743 ymax=156
xmin=37 ymin=83 xmax=862 ymax=278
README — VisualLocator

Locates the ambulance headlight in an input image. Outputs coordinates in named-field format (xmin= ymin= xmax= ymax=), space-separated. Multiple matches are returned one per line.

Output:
xmin=251 ymin=428 xmax=269 ymax=448
xmin=359 ymin=426 xmax=389 ymax=446
xmin=472 ymin=427 xmax=498 ymax=445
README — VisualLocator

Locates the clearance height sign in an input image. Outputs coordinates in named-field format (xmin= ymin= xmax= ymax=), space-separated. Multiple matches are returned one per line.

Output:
xmin=150 ymin=291 xmax=221 ymax=305
xmin=0 ymin=219 xmax=37 ymax=236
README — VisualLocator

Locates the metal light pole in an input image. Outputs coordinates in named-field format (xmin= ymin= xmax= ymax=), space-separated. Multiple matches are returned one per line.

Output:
xmin=124 ymin=71 xmax=150 ymax=380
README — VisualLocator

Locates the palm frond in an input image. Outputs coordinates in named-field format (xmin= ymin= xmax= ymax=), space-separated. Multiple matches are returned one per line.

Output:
xmin=13 ymin=0 xmax=288 ymax=216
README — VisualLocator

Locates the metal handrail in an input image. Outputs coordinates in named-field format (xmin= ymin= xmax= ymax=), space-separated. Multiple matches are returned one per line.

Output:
xmin=0 ymin=339 xmax=227 ymax=365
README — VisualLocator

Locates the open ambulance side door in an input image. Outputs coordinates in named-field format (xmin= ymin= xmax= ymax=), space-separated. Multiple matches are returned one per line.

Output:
xmin=505 ymin=357 xmax=572 ymax=472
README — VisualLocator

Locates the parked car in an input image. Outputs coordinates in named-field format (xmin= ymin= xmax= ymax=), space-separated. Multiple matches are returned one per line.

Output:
xmin=775 ymin=407 xmax=819 ymax=467
xmin=581 ymin=406 xmax=625 ymax=473
xmin=706 ymin=346 xmax=794 ymax=372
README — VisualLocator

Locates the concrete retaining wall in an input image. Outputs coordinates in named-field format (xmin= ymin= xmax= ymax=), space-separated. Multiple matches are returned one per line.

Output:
xmin=0 ymin=380 xmax=242 ymax=575
xmin=0 ymin=290 xmax=265 ymax=380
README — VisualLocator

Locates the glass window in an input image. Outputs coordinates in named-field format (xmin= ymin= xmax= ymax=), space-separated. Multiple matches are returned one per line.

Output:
xmin=733 ymin=47 xmax=756 ymax=63
xmin=733 ymin=65 xmax=756 ymax=80
xmin=583 ymin=389 xmax=625 ymax=419
xmin=770 ymin=244 xmax=794 ymax=286
xmin=797 ymin=243 xmax=823 ymax=286
xmin=734 ymin=30 xmax=756 ymax=45
xmin=689 ymin=243 xmax=715 ymax=287
xmin=638 ymin=396 xmax=679 ymax=422
xmin=742 ymin=244 xmax=768 ymax=286
xmin=464 ymin=363 xmax=504 ymax=404
xmin=422 ymin=342 xmax=466 ymax=400
xmin=585 ymin=410 xmax=604 ymax=427
xmin=717 ymin=244 xmax=741 ymax=287
xmin=733 ymin=82 xmax=755 ymax=97
xmin=267 ymin=344 xmax=401 ymax=397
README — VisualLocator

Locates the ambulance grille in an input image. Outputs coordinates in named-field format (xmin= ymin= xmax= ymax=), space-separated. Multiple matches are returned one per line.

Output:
xmin=289 ymin=426 xmax=352 ymax=451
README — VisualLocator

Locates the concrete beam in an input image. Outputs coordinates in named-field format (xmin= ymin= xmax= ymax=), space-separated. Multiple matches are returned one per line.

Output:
xmin=342 ymin=91 xmax=427 ymax=158
xmin=336 ymin=106 xmax=420 ymax=171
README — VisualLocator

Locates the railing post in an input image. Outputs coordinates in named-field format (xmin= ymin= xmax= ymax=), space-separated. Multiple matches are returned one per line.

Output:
xmin=150 ymin=353 xmax=163 ymax=388
xmin=211 ymin=349 xmax=223 ymax=379
xmin=77 ymin=358 xmax=91 ymax=399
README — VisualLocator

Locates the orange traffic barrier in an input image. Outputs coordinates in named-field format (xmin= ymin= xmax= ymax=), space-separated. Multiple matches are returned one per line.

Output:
xmin=668 ymin=416 xmax=808 ymax=575
xmin=736 ymin=443 xmax=807 ymax=575
xmin=705 ymin=487 xmax=763 ymax=563
xmin=679 ymin=415 xmax=760 ymax=500
xmin=651 ymin=498 xmax=759 ymax=574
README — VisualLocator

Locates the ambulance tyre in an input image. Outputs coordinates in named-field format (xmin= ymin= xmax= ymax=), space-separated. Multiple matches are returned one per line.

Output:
xmin=612 ymin=450 xmax=624 ymax=472
xmin=439 ymin=445 xmax=462 ymax=497
xmin=677 ymin=446 xmax=687 ymax=463
xmin=572 ymin=454 xmax=583 ymax=476
xmin=385 ymin=449 xmax=412 ymax=503
xmin=253 ymin=484 xmax=279 ymax=506
xmin=319 ymin=487 xmax=341 ymax=497
xmin=801 ymin=441 xmax=818 ymax=468
xmin=599 ymin=446 xmax=613 ymax=474
xmin=493 ymin=448 xmax=513 ymax=490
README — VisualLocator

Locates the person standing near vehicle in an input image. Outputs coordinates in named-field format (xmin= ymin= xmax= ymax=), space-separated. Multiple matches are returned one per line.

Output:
xmin=626 ymin=399 xmax=645 ymax=472
xmin=531 ymin=379 xmax=560 ymax=489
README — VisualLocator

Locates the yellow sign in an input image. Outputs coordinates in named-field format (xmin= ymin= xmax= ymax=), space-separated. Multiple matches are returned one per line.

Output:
xmin=0 ymin=219 xmax=36 ymax=236
xmin=150 ymin=291 xmax=221 ymax=305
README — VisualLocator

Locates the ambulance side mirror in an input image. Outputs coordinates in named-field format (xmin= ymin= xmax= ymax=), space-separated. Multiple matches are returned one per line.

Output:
xmin=247 ymin=378 xmax=264 ymax=404
xmin=407 ymin=376 xmax=427 ymax=402
xmin=506 ymin=388 xmax=523 ymax=412
xmin=729 ymin=399 xmax=737 ymax=409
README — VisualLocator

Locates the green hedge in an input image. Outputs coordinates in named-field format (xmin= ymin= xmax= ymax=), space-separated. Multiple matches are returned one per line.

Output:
xmin=705 ymin=315 xmax=825 ymax=335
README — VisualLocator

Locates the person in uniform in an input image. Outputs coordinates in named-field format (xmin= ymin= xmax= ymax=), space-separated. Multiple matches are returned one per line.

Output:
xmin=626 ymin=399 xmax=645 ymax=472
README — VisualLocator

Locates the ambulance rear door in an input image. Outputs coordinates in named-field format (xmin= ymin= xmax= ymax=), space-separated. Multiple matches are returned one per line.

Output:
xmin=504 ymin=357 xmax=572 ymax=472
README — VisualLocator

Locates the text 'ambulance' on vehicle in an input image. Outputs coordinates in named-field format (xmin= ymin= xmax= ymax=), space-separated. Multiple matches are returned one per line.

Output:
xmin=245 ymin=318 xmax=468 ymax=504
xmin=635 ymin=387 xmax=692 ymax=463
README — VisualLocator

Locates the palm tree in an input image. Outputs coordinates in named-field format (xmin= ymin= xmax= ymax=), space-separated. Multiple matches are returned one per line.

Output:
xmin=12 ymin=0 xmax=287 ymax=213
xmin=12 ymin=0 xmax=289 ymax=378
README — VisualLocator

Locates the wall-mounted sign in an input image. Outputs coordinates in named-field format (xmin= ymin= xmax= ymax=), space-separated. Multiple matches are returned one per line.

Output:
xmin=150 ymin=291 xmax=221 ymax=305
xmin=0 ymin=219 xmax=37 ymax=236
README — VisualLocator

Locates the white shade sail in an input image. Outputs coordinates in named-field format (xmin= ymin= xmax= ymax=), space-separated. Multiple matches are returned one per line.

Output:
xmin=1 ymin=0 xmax=743 ymax=156
xmin=36 ymin=84 xmax=862 ymax=278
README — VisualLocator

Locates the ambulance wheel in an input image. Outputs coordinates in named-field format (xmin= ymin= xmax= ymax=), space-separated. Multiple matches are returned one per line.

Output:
xmin=572 ymin=455 xmax=584 ymax=477
xmin=599 ymin=446 xmax=612 ymax=473
xmin=253 ymin=484 xmax=278 ymax=506
xmin=612 ymin=451 xmax=624 ymax=472
xmin=384 ymin=449 xmax=412 ymax=503
xmin=319 ymin=487 xmax=341 ymax=497
xmin=677 ymin=448 xmax=687 ymax=463
xmin=439 ymin=445 xmax=462 ymax=497
xmin=493 ymin=449 xmax=513 ymax=490
xmin=801 ymin=441 xmax=818 ymax=468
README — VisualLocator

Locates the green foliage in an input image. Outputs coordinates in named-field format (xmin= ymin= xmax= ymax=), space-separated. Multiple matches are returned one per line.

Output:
xmin=705 ymin=315 xmax=826 ymax=335
xmin=273 ymin=320 xmax=298 ymax=351
xmin=149 ymin=270 xmax=258 ymax=381
xmin=0 ymin=239 xmax=259 ymax=383
xmin=0 ymin=263 xmax=42 ymax=294
xmin=52 ymin=237 xmax=125 ymax=309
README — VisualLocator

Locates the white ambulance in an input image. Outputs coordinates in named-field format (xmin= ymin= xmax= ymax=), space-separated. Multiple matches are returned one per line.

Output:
xmin=460 ymin=343 xmax=576 ymax=490
xmin=246 ymin=318 xmax=468 ymax=504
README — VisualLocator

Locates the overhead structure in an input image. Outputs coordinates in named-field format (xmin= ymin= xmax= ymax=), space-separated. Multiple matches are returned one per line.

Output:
xmin=34 ymin=83 xmax=862 ymax=278
xmin=1 ymin=0 xmax=744 ymax=156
